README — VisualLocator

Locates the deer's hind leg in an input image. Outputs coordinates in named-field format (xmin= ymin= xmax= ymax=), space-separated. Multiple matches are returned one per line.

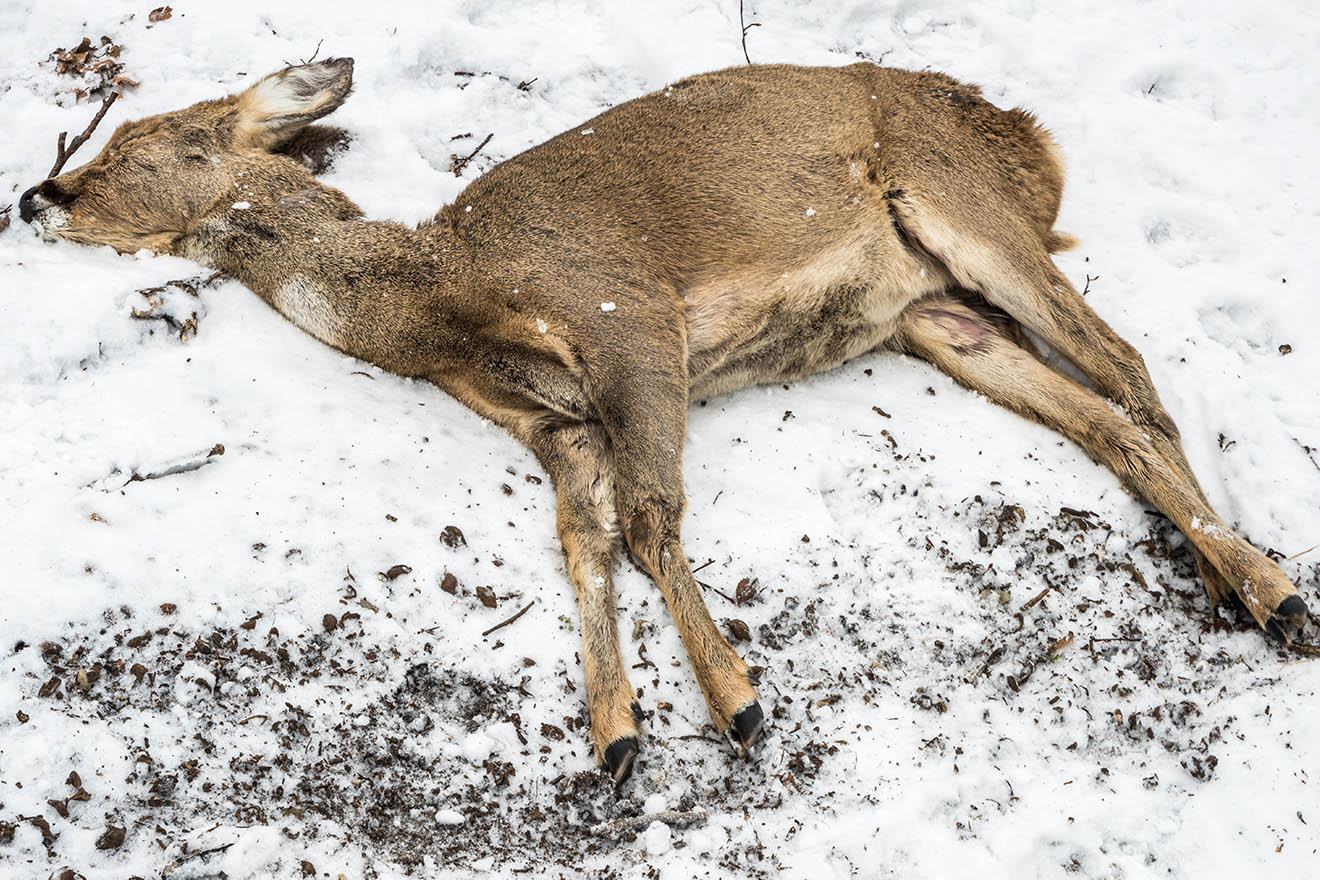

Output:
xmin=889 ymin=192 xmax=1305 ymax=640
xmin=897 ymin=290 xmax=1308 ymax=640
xmin=528 ymin=422 xmax=643 ymax=783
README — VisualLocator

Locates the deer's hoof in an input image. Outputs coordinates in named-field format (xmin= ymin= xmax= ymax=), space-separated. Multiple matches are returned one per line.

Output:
xmin=727 ymin=701 xmax=765 ymax=755
xmin=1265 ymin=594 xmax=1308 ymax=643
xmin=603 ymin=737 xmax=639 ymax=786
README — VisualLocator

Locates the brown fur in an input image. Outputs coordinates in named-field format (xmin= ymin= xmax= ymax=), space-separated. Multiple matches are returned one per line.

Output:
xmin=22 ymin=58 xmax=1307 ymax=777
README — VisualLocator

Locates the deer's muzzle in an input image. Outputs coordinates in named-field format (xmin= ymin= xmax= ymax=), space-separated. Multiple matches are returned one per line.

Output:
xmin=19 ymin=180 xmax=75 ymax=224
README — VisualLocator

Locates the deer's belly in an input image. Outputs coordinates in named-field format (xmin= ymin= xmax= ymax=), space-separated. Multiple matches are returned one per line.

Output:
xmin=682 ymin=234 xmax=949 ymax=400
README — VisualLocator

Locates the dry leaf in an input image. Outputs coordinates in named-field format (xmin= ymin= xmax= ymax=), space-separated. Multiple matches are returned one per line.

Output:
xmin=95 ymin=824 xmax=125 ymax=850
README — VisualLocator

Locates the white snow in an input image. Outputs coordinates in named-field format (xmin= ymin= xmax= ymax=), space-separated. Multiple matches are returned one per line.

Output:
xmin=231 ymin=201 xmax=251 ymax=210
xmin=1 ymin=2 xmax=1319 ymax=879
xmin=600 ymin=301 xmax=616 ymax=312
xmin=642 ymin=820 xmax=672 ymax=856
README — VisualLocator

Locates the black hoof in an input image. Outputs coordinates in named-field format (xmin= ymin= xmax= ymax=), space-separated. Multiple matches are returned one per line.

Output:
xmin=603 ymin=737 xmax=639 ymax=786
xmin=727 ymin=701 xmax=765 ymax=755
xmin=1266 ymin=594 xmax=1308 ymax=643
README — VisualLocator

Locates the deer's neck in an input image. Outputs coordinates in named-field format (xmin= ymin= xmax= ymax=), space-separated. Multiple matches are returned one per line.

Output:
xmin=181 ymin=191 xmax=465 ymax=372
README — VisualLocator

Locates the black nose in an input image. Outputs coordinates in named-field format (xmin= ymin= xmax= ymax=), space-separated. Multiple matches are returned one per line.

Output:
xmin=18 ymin=180 xmax=75 ymax=223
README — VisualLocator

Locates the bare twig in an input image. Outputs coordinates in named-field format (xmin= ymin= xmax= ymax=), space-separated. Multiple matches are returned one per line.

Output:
xmin=966 ymin=645 xmax=1004 ymax=684
xmin=1287 ymin=542 xmax=1319 ymax=561
xmin=49 ymin=91 xmax=120 ymax=178
xmin=482 ymin=600 xmax=535 ymax=638
xmin=739 ymin=1 xmax=761 ymax=65
xmin=0 ymin=205 xmax=10 ymax=235
xmin=89 ymin=444 xmax=225 ymax=492
xmin=591 ymin=808 xmax=709 ymax=838
xmin=1295 ymin=438 xmax=1320 ymax=473
xmin=129 ymin=272 xmax=225 ymax=340
xmin=1019 ymin=583 xmax=1053 ymax=612
xmin=162 ymin=842 xmax=235 ymax=877
xmin=450 ymin=132 xmax=493 ymax=176
xmin=302 ymin=38 xmax=324 ymax=65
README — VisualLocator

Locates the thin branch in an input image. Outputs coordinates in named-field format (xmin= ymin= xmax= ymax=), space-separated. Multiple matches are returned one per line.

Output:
xmin=89 ymin=444 xmax=225 ymax=492
xmin=591 ymin=808 xmax=709 ymax=838
xmin=162 ymin=842 xmax=235 ymax=878
xmin=450 ymin=132 xmax=493 ymax=176
xmin=739 ymin=1 xmax=761 ymax=65
xmin=49 ymin=91 xmax=120 ymax=178
xmin=1286 ymin=542 xmax=1319 ymax=561
xmin=302 ymin=38 xmax=324 ymax=65
xmin=1295 ymin=438 xmax=1320 ymax=473
xmin=691 ymin=558 xmax=716 ymax=574
xmin=481 ymin=600 xmax=536 ymax=638
xmin=1019 ymin=583 xmax=1053 ymax=612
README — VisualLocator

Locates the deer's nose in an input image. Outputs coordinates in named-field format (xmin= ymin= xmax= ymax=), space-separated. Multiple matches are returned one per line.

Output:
xmin=19 ymin=180 xmax=75 ymax=223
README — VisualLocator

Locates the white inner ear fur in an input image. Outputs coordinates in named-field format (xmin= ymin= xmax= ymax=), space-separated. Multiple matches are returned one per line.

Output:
xmin=236 ymin=62 xmax=351 ymax=148
xmin=243 ymin=66 xmax=344 ymax=120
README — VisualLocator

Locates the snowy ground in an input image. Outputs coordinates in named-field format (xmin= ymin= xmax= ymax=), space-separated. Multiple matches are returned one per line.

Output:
xmin=3 ymin=1 xmax=1320 ymax=878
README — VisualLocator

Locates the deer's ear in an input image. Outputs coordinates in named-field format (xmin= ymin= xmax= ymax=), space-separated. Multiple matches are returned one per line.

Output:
xmin=236 ymin=58 xmax=353 ymax=149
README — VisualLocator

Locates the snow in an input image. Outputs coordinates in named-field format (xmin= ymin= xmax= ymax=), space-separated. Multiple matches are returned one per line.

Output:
xmin=642 ymin=819 xmax=672 ymax=856
xmin=600 ymin=301 xmax=617 ymax=312
xmin=2 ymin=1 xmax=1319 ymax=879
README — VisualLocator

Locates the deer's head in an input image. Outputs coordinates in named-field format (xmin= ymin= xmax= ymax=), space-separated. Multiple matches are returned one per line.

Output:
xmin=20 ymin=58 xmax=356 ymax=256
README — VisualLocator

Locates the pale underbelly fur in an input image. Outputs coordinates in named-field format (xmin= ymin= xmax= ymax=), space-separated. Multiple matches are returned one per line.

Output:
xmin=682 ymin=230 xmax=951 ymax=400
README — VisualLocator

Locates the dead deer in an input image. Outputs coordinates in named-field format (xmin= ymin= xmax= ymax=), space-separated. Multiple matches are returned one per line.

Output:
xmin=20 ymin=58 xmax=1309 ymax=783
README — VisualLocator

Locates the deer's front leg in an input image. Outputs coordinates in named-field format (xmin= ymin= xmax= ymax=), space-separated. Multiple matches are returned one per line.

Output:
xmin=529 ymin=422 xmax=642 ymax=783
xmin=595 ymin=369 xmax=765 ymax=753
